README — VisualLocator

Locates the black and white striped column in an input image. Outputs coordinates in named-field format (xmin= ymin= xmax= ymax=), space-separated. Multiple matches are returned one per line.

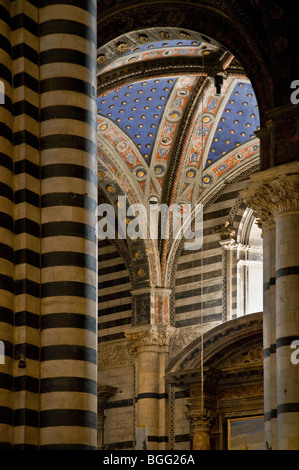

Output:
xmin=274 ymin=172 xmax=299 ymax=450
xmin=39 ymin=0 xmax=98 ymax=449
xmin=262 ymin=221 xmax=276 ymax=449
xmin=0 ymin=0 xmax=14 ymax=449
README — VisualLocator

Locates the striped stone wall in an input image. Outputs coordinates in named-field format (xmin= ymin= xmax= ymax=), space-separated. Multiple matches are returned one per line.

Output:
xmin=0 ymin=0 xmax=98 ymax=449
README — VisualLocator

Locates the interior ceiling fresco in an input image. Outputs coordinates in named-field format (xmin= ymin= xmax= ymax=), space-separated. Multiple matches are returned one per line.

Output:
xmin=96 ymin=27 xmax=261 ymax=288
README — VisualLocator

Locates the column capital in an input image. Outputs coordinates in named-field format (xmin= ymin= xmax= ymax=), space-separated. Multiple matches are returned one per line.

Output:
xmin=241 ymin=162 xmax=299 ymax=230
xmin=125 ymin=324 xmax=175 ymax=354
xmin=185 ymin=403 xmax=216 ymax=433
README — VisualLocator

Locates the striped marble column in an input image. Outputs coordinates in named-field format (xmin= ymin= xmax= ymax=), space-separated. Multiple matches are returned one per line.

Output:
xmin=0 ymin=0 xmax=14 ymax=449
xmin=274 ymin=173 xmax=299 ymax=450
xmin=126 ymin=325 xmax=175 ymax=450
xmin=39 ymin=0 xmax=98 ymax=449
xmin=10 ymin=0 xmax=41 ymax=449
xmin=262 ymin=221 xmax=276 ymax=449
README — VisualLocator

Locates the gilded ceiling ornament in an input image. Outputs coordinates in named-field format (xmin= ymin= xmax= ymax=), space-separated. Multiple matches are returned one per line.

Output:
xmin=139 ymin=34 xmax=149 ymax=43
xmin=160 ymin=31 xmax=170 ymax=40
xmin=117 ymin=42 xmax=128 ymax=52
xmin=97 ymin=54 xmax=106 ymax=64
xmin=180 ymin=31 xmax=190 ymax=38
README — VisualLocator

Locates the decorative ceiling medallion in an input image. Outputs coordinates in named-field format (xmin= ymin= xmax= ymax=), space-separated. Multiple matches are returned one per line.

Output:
xmin=116 ymin=140 xmax=129 ymax=152
xmin=177 ymin=88 xmax=189 ymax=97
xmin=127 ymin=56 xmax=139 ymax=63
xmin=98 ymin=122 xmax=108 ymax=131
xmin=186 ymin=168 xmax=196 ymax=178
xmin=154 ymin=165 xmax=165 ymax=176
xmin=134 ymin=251 xmax=143 ymax=260
xmin=98 ymin=171 xmax=105 ymax=179
xmin=106 ymin=184 xmax=116 ymax=193
xmin=162 ymin=49 xmax=175 ymax=56
xmin=160 ymin=136 xmax=172 ymax=146
xmin=202 ymin=114 xmax=213 ymax=124
xmin=136 ymin=167 xmax=147 ymax=179
xmin=167 ymin=108 xmax=181 ymax=122
xmin=202 ymin=174 xmax=213 ymax=184
xmin=137 ymin=269 xmax=146 ymax=277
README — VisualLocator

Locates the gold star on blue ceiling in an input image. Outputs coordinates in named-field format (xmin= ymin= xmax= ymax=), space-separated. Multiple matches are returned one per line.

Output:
xmin=97 ymin=78 xmax=177 ymax=165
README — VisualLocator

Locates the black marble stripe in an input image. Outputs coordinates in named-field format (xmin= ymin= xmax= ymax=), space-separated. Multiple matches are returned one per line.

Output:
xmin=40 ymin=77 xmax=95 ymax=99
xmin=0 ymin=373 xmax=13 ymax=391
xmin=98 ymin=317 xmax=132 ymax=330
xmin=41 ymin=193 xmax=97 ymax=212
xmin=14 ymin=129 xmax=39 ymax=149
xmin=264 ymin=409 xmax=277 ymax=422
xmin=263 ymin=276 xmax=276 ymax=291
xmin=0 ymin=306 xmax=13 ymax=325
xmin=15 ymin=278 xmax=40 ymax=297
xmin=99 ymin=303 xmax=131 ymax=317
xmin=40 ymin=409 xmax=97 ymax=429
xmin=13 ymin=72 xmax=39 ymax=92
xmin=41 ymin=105 xmax=96 ymax=127
xmin=0 ymin=33 xmax=11 ymax=56
xmin=39 ymin=20 xmax=96 ymax=46
xmin=177 ymin=254 xmax=222 ymax=271
xmin=0 ymin=152 xmax=13 ymax=172
xmin=277 ymin=403 xmax=299 ymax=414
xmin=276 ymin=336 xmax=299 ymax=349
xmin=98 ymin=332 xmax=126 ymax=343
xmin=0 ymin=64 xmax=12 ymax=86
xmin=0 ymin=212 xmax=14 ymax=233
xmin=41 ymin=281 xmax=96 ymax=302
xmin=41 ymin=134 xmax=96 ymax=154
xmin=98 ymin=289 xmax=131 ymax=303
xmin=41 ymin=313 xmax=96 ymax=332
xmin=42 ymin=251 xmax=96 ymax=272
xmin=14 ymin=376 xmax=39 ymax=393
xmin=175 ymin=313 xmax=222 ymax=328
xmin=175 ymin=297 xmax=222 ymax=314
xmin=148 ymin=436 xmax=168 ymax=443
xmin=0 ymin=122 xmax=13 ymax=142
xmin=105 ymin=399 xmax=133 ymax=409
xmin=15 ymin=159 xmax=40 ymax=178
xmin=98 ymin=276 xmax=131 ymax=290
xmin=175 ymin=390 xmax=189 ymax=399
xmin=13 ymin=408 xmax=39 ymax=427
xmin=40 ymin=49 xmax=96 ymax=71
xmin=15 ymin=248 xmax=39 ymax=267
xmin=203 ymin=207 xmax=231 ymax=222
xmin=41 ymin=163 xmax=97 ymax=184
xmin=41 ymin=345 xmax=97 ymax=364
xmin=137 ymin=393 xmax=168 ymax=400
xmin=0 ymin=406 xmax=12 ymax=425
xmin=0 ymin=4 xmax=10 ymax=26
xmin=40 ymin=0 xmax=96 ymax=16
xmin=0 ymin=273 xmax=14 ymax=293
xmin=41 ymin=221 xmax=96 ymax=242
xmin=175 ymin=434 xmax=190 ymax=443
xmin=99 ymin=263 xmax=127 ymax=276
xmin=15 ymin=311 xmax=40 ymax=329
xmin=41 ymin=377 xmax=97 ymax=394
xmin=98 ymin=250 xmax=122 ymax=262
xmin=175 ymin=269 xmax=222 ymax=286
xmin=15 ymin=188 xmax=39 ymax=207
xmin=15 ymin=343 xmax=39 ymax=361
xmin=0 ymin=243 xmax=14 ymax=263
xmin=13 ymin=444 xmax=38 ymax=450
xmin=13 ymin=100 xmax=39 ymax=121
xmin=15 ymin=218 xmax=39 ymax=237
xmin=175 ymin=283 xmax=222 ymax=300
xmin=263 ymin=343 xmax=276 ymax=358
xmin=12 ymin=43 xmax=38 ymax=64
xmin=11 ymin=13 xmax=38 ymax=35
xmin=276 ymin=266 xmax=299 ymax=279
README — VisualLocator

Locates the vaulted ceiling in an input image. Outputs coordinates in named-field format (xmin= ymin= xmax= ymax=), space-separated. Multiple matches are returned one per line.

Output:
xmin=96 ymin=27 xmax=261 ymax=288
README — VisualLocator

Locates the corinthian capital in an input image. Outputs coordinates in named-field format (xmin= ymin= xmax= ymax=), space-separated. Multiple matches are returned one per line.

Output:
xmin=241 ymin=162 xmax=299 ymax=230
xmin=125 ymin=325 xmax=175 ymax=354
